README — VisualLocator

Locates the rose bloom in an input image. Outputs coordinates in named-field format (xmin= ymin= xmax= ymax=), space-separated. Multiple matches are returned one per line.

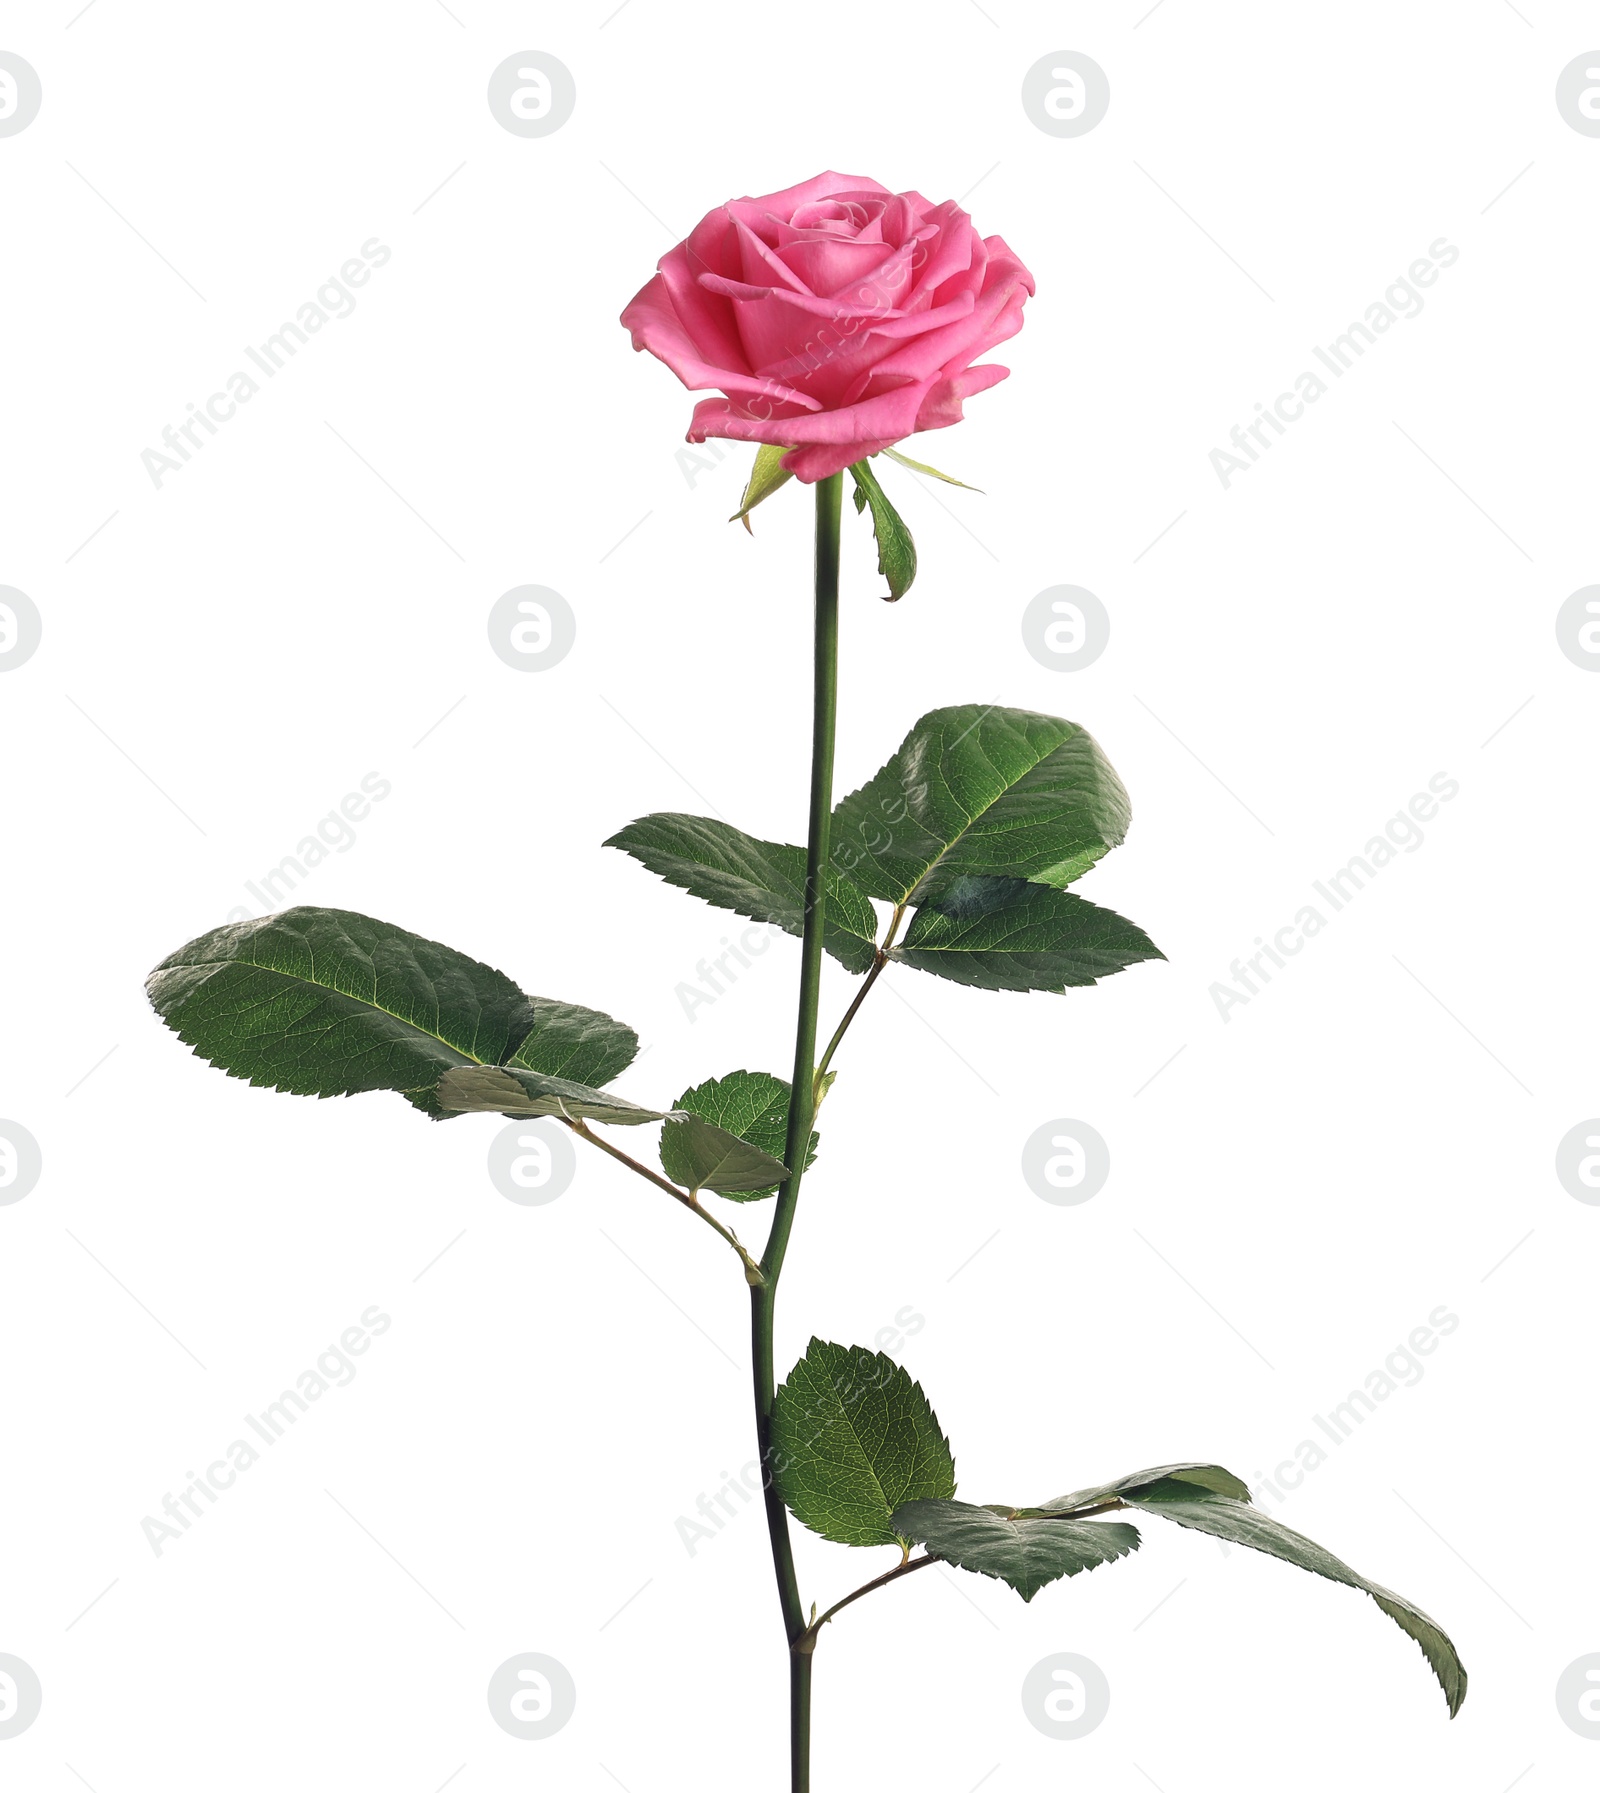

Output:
xmin=621 ymin=171 xmax=1034 ymax=483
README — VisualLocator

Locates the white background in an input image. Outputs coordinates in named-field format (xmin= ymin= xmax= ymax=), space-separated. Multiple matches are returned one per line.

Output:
xmin=1 ymin=2 xmax=1594 ymax=1789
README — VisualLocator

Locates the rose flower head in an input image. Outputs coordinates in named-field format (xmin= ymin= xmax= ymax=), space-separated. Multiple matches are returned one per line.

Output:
xmin=621 ymin=171 xmax=1035 ymax=483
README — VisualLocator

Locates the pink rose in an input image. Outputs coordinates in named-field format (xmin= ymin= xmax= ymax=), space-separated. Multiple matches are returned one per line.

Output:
xmin=621 ymin=171 xmax=1035 ymax=483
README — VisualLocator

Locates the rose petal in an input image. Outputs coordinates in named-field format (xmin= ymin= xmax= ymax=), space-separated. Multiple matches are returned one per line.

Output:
xmin=914 ymin=362 xmax=1012 ymax=433
xmin=697 ymin=273 xmax=908 ymax=323
xmin=906 ymin=201 xmax=977 ymax=299
xmin=732 ymin=214 xmax=811 ymax=295
xmin=871 ymin=240 xmax=1032 ymax=386
xmin=779 ymin=438 xmax=901 ymax=482
xmin=623 ymin=270 xmax=822 ymax=411
xmin=863 ymin=288 xmax=977 ymax=341
xmin=776 ymin=232 xmax=907 ymax=299
xmin=733 ymin=170 xmax=889 ymax=217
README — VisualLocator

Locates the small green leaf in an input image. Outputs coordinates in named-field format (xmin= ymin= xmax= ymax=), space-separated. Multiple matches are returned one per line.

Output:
xmin=892 ymin=1499 xmax=1140 ymax=1601
xmin=848 ymin=459 xmax=917 ymax=602
xmin=880 ymin=445 xmax=981 ymax=491
xmin=731 ymin=444 xmax=795 ymax=531
xmin=434 ymin=1065 xmax=665 ymax=1126
xmin=772 ymin=1340 xmax=955 ymax=1548
xmin=659 ymin=1070 xmax=816 ymax=1202
xmin=831 ymin=706 xmax=1132 ymax=908
xmin=146 ymin=907 xmax=638 ymax=1113
xmin=892 ymin=884 xmax=1164 ymax=993
xmin=659 ymin=1113 xmax=790 ymax=1195
xmin=605 ymin=813 xmax=880 ymax=975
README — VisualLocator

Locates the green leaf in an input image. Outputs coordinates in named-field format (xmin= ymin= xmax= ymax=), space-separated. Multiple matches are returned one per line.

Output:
xmin=831 ymin=706 xmax=1132 ymax=908
xmin=146 ymin=907 xmax=638 ymax=1112
xmin=658 ymin=1113 xmax=790 ymax=1195
xmin=659 ymin=1069 xmax=816 ymax=1202
xmin=880 ymin=445 xmax=981 ymax=491
xmin=772 ymin=1340 xmax=955 ymax=1548
xmin=891 ymin=1499 xmax=1140 ymax=1602
xmin=434 ymin=1065 xmax=666 ymax=1126
xmin=892 ymin=884 xmax=1163 ymax=993
xmin=848 ymin=459 xmax=917 ymax=601
xmin=1131 ymin=1486 xmax=1466 ymax=1717
xmin=731 ymin=443 xmax=794 ymax=531
xmin=1038 ymin=1462 xmax=1253 ymax=1513
xmin=502 ymin=996 xmax=640 ymax=1086
xmin=1039 ymin=1468 xmax=1467 ymax=1718
xmin=604 ymin=814 xmax=880 ymax=975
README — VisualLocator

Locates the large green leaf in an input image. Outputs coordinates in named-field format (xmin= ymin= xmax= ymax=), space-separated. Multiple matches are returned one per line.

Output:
xmin=146 ymin=908 xmax=638 ymax=1110
xmin=831 ymin=706 xmax=1132 ymax=907
xmin=503 ymin=996 xmax=640 ymax=1086
xmin=848 ymin=459 xmax=917 ymax=602
xmin=604 ymin=814 xmax=880 ymax=974
xmin=434 ymin=1065 xmax=665 ymax=1126
xmin=1125 ymin=1485 xmax=1466 ymax=1718
xmin=658 ymin=1113 xmax=790 ymax=1195
xmin=1040 ymin=1467 xmax=1466 ymax=1718
xmin=892 ymin=883 xmax=1163 ymax=993
xmin=892 ymin=1499 xmax=1140 ymax=1601
xmin=772 ymin=1340 xmax=955 ymax=1548
xmin=659 ymin=1069 xmax=816 ymax=1203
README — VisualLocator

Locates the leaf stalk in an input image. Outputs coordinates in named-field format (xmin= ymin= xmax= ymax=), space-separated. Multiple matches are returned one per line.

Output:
xmin=565 ymin=1119 xmax=765 ymax=1284
xmin=793 ymin=1552 xmax=940 ymax=1655
xmin=813 ymin=903 xmax=906 ymax=1104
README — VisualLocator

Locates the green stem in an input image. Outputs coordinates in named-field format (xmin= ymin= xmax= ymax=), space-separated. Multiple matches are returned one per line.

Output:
xmin=750 ymin=470 xmax=843 ymax=1793
xmin=790 ymin=1654 xmax=813 ymax=1791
